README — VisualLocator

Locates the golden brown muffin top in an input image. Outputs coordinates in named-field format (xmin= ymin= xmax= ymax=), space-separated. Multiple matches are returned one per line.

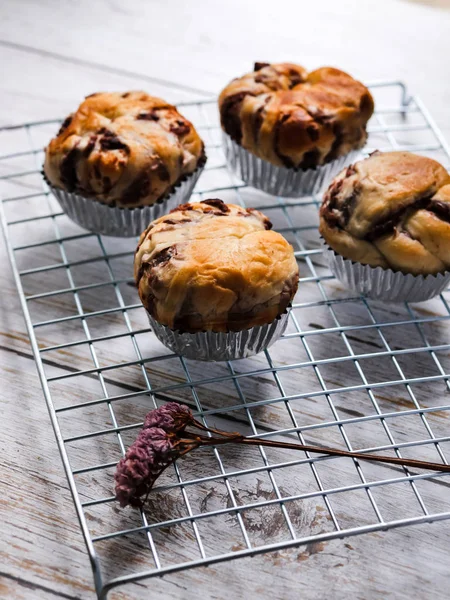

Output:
xmin=44 ymin=91 xmax=205 ymax=208
xmin=319 ymin=151 xmax=450 ymax=275
xmin=135 ymin=200 xmax=299 ymax=332
xmin=219 ymin=63 xmax=374 ymax=169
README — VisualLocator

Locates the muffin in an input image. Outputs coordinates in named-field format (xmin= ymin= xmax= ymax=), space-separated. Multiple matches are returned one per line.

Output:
xmin=44 ymin=91 xmax=206 ymax=237
xmin=219 ymin=62 xmax=374 ymax=197
xmin=135 ymin=199 xmax=299 ymax=360
xmin=320 ymin=151 xmax=450 ymax=301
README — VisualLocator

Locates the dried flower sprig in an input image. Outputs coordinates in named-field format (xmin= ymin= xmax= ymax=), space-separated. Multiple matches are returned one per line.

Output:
xmin=114 ymin=403 xmax=243 ymax=507
xmin=114 ymin=402 xmax=450 ymax=508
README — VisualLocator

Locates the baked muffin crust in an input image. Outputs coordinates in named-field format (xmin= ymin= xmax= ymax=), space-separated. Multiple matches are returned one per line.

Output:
xmin=135 ymin=200 xmax=299 ymax=332
xmin=320 ymin=151 xmax=450 ymax=275
xmin=44 ymin=91 xmax=205 ymax=208
xmin=219 ymin=63 xmax=374 ymax=169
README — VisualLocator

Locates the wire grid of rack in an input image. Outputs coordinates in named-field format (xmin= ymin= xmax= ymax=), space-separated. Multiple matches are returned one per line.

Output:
xmin=1 ymin=81 xmax=450 ymax=599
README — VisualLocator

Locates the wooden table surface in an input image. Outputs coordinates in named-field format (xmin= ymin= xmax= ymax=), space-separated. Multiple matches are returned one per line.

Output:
xmin=1 ymin=1 xmax=450 ymax=598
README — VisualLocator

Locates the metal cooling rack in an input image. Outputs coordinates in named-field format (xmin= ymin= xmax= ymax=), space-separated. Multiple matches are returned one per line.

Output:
xmin=2 ymin=81 xmax=450 ymax=599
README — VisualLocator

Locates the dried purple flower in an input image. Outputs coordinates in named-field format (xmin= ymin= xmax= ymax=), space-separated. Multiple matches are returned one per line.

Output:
xmin=115 ymin=402 xmax=450 ymax=510
xmin=114 ymin=402 xmax=245 ymax=507
xmin=114 ymin=403 xmax=205 ymax=507
xmin=114 ymin=426 xmax=179 ymax=508
xmin=143 ymin=401 xmax=192 ymax=433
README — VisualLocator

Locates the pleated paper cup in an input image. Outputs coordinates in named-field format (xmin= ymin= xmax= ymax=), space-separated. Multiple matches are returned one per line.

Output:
xmin=147 ymin=310 xmax=290 ymax=361
xmin=325 ymin=246 xmax=450 ymax=303
xmin=45 ymin=162 xmax=204 ymax=238
xmin=222 ymin=132 xmax=361 ymax=198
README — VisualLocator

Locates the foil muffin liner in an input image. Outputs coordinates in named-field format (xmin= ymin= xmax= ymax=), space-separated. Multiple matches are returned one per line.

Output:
xmin=45 ymin=163 xmax=204 ymax=238
xmin=147 ymin=310 xmax=290 ymax=361
xmin=222 ymin=132 xmax=362 ymax=197
xmin=325 ymin=245 xmax=450 ymax=302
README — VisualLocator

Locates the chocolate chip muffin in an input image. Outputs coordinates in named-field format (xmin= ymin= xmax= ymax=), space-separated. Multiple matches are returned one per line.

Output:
xmin=220 ymin=63 xmax=373 ymax=169
xmin=44 ymin=91 xmax=206 ymax=236
xmin=320 ymin=151 xmax=450 ymax=274
xmin=320 ymin=151 xmax=450 ymax=302
xmin=219 ymin=63 xmax=374 ymax=197
xmin=134 ymin=200 xmax=299 ymax=359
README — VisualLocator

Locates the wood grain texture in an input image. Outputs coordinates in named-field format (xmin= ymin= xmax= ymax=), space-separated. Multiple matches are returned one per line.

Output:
xmin=1 ymin=0 xmax=450 ymax=598
xmin=0 ymin=0 xmax=449 ymax=135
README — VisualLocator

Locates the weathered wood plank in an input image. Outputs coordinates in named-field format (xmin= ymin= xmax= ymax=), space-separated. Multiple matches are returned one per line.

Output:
xmin=0 ymin=0 xmax=449 ymax=137
xmin=2 ymin=337 xmax=450 ymax=600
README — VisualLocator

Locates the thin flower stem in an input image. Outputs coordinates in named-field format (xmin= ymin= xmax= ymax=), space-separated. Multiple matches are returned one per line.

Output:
xmin=199 ymin=434 xmax=245 ymax=446
xmin=238 ymin=437 xmax=450 ymax=473
xmin=185 ymin=424 xmax=450 ymax=473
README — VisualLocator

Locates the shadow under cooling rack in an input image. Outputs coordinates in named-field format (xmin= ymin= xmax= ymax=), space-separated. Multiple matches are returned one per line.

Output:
xmin=1 ymin=80 xmax=450 ymax=599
